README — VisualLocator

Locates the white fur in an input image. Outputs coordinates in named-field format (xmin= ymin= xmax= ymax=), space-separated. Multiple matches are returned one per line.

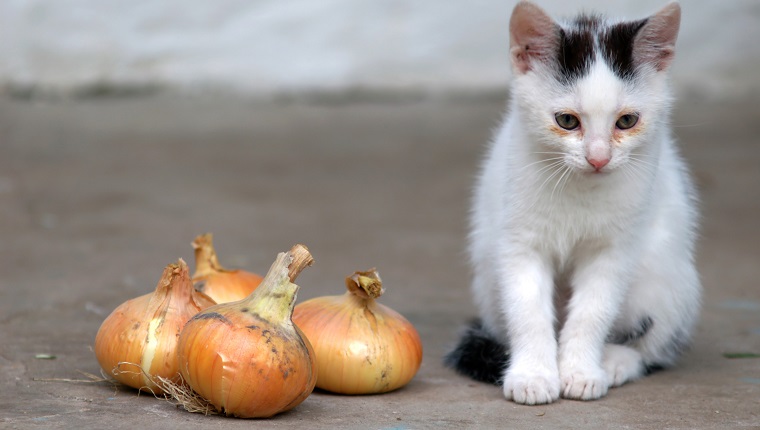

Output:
xmin=469 ymin=10 xmax=700 ymax=405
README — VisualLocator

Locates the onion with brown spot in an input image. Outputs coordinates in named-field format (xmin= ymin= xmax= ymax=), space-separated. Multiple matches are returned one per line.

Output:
xmin=177 ymin=244 xmax=317 ymax=418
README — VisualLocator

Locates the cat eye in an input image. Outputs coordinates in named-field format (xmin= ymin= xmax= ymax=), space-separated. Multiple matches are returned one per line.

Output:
xmin=555 ymin=113 xmax=580 ymax=130
xmin=616 ymin=113 xmax=639 ymax=130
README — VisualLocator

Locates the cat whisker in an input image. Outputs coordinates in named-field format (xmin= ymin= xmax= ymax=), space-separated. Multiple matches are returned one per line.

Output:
xmin=623 ymin=159 xmax=654 ymax=183
xmin=628 ymin=153 xmax=659 ymax=168
xmin=520 ymin=156 xmax=566 ymax=171
xmin=672 ymin=121 xmax=711 ymax=128
xmin=558 ymin=166 xmax=575 ymax=195
xmin=551 ymin=165 xmax=573 ymax=201
xmin=628 ymin=152 xmax=660 ymax=164
xmin=533 ymin=163 xmax=566 ymax=186
xmin=535 ymin=162 xmax=567 ymax=197
xmin=620 ymin=163 xmax=639 ymax=184
xmin=629 ymin=151 xmax=656 ymax=157
xmin=628 ymin=155 xmax=659 ymax=169
xmin=525 ymin=160 xmax=564 ymax=182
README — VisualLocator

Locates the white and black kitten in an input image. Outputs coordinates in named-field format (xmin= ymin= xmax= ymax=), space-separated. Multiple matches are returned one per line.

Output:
xmin=445 ymin=1 xmax=700 ymax=405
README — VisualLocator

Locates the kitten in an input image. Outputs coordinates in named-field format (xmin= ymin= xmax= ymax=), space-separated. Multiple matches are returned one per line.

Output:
xmin=445 ymin=1 xmax=700 ymax=405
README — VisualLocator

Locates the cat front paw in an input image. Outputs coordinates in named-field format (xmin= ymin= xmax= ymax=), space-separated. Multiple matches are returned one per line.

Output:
xmin=560 ymin=366 xmax=609 ymax=400
xmin=503 ymin=371 xmax=560 ymax=405
xmin=603 ymin=344 xmax=645 ymax=387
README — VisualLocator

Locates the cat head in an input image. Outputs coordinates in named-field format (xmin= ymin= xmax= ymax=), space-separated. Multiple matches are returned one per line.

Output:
xmin=509 ymin=1 xmax=680 ymax=174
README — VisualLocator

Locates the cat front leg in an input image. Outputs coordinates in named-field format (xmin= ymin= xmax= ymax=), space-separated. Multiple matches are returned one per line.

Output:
xmin=499 ymin=253 xmax=560 ymax=405
xmin=558 ymin=245 xmax=632 ymax=401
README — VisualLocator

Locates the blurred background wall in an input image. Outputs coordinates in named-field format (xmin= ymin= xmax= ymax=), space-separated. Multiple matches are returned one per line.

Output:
xmin=2 ymin=0 xmax=758 ymax=100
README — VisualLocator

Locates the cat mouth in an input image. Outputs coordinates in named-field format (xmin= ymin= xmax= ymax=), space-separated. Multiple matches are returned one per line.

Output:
xmin=584 ymin=167 xmax=610 ymax=175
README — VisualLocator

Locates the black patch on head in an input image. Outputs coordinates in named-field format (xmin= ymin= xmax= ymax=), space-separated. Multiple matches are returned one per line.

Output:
xmin=601 ymin=19 xmax=648 ymax=80
xmin=574 ymin=13 xmax=603 ymax=31
xmin=190 ymin=311 xmax=232 ymax=325
xmin=608 ymin=316 xmax=654 ymax=345
xmin=553 ymin=13 xmax=650 ymax=83
xmin=443 ymin=319 xmax=509 ymax=385
xmin=556 ymin=14 xmax=600 ymax=84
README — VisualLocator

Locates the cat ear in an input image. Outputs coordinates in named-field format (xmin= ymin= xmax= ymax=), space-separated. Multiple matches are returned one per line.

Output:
xmin=509 ymin=1 xmax=559 ymax=74
xmin=633 ymin=2 xmax=681 ymax=72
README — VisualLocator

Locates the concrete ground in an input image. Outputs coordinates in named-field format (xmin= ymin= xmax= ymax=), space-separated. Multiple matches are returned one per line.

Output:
xmin=0 ymin=93 xmax=758 ymax=429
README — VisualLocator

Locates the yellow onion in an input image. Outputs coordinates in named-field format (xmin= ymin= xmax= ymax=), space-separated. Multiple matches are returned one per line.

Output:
xmin=292 ymin=269 xmax=423 ymax=394
xmin=191 ymin=233 xmax=263 ymax=303
xmin=177 ymin=244 xmax=317 ymax=418
xmin=94 ymin=259 xmax=215 ymax=394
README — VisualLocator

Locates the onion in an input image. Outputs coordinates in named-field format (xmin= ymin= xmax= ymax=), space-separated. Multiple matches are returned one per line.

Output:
xmin=292 ymin=269 xmax=423 ymax=394
xmin=176 ymin=244 xmax=317 ymax=418
xmin=94 ymin=259 xmax=215 ymax=394
xmin=191 ymin=233 xmax=263 ymax=303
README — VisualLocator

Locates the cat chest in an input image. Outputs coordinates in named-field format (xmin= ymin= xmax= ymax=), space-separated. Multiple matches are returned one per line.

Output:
xmin=508 ymin=194 xmax=639 ymax=255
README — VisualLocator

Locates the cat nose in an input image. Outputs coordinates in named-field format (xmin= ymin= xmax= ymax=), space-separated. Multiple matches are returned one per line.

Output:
xmin=586 ymin=156 xmax=609 ymax=170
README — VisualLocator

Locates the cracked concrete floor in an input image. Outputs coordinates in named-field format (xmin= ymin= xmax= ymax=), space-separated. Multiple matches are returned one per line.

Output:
xmin=0 ymin=94 xmax=758 ymax=429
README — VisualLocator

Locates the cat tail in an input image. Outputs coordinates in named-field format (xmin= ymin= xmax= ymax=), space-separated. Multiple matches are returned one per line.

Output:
xmin=443 ymin=319 xmax=509 ymax=386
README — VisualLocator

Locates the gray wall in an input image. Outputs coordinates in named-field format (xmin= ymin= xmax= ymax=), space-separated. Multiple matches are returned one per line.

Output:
xmin=2 ymin=0 xmax=758 ymax=99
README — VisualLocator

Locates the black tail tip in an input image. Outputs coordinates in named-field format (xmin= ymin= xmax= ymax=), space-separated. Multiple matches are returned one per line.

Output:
xmin=443 ymin=319 xmax=508 ymax=386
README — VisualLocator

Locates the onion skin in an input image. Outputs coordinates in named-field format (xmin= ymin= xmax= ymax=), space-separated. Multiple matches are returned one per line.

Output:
xmin=192 ymin=233 xmax=263 ymax=304
xmin=292 ymin=270 xmax=423 ymax=394
xmin=177 ymin=245 xmax=317 ymax=418
xmin=178 ymin=309 xmax=316 ymax=417
xmin=94 ymin=259 xmax=215 ymax=394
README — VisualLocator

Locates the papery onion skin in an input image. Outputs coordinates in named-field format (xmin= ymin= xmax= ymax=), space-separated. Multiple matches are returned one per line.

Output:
xmin=292 ymin=270 xmax=423 ymax=394
xmin=94 ymin=259 xmax=215 ymax=394
xmin=177 ymin=245 xmax=317 ymax=418
xmin=192 ymin=233 xmax=263 ymax=304
xmin=178 ymin=308 xmax=317 ymax=417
